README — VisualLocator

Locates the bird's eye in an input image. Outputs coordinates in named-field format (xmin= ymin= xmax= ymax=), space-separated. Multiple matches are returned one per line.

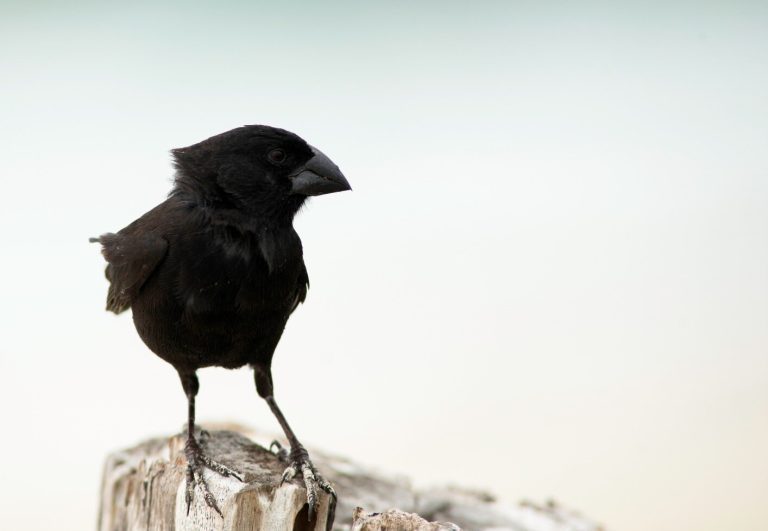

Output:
xmin=268 ymin=149 xmax=286 ymax=164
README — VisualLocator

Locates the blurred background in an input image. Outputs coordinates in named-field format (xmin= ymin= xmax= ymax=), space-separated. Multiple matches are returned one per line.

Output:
xmin=1 ymin=1 xmax=766 ymax=530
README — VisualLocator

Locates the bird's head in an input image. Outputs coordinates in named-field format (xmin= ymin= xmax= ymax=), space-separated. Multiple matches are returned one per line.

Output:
xmin=171 ymin=125 xmax=350 ymax=221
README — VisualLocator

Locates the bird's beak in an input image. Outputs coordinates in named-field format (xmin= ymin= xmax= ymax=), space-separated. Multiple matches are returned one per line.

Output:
xmin=290 ymin=146 xmax=351 ymax=196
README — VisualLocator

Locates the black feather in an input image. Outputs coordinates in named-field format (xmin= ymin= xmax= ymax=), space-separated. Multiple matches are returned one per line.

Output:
xmin=92 ymin=125 xmax=327 ymax=371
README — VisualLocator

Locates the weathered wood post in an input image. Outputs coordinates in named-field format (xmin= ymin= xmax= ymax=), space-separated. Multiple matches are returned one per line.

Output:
xmin=99 ymin=426 xmax=603 ymax=530
xmin=98 ymin=429 xmax=334 ymax=531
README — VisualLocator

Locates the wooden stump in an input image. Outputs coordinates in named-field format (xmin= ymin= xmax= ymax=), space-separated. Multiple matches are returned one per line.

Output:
xmin=98 ymin=429 xmax=333 ymax=531
xmin=98 ymin=426 xmax=605 ymax=530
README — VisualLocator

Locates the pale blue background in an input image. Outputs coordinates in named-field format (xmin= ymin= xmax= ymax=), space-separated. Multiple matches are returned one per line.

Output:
xmin=1 ymin=2 xmax=766 ymax=530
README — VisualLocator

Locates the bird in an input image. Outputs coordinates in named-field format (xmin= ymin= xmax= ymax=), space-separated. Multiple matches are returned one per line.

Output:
xmin=90 ymin=125 xmax=351 ymax=522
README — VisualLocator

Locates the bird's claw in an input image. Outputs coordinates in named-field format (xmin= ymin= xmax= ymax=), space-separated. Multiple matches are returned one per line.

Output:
xmin=188 ymin=467 xmax=222 ymax=516
xmin=198 ymin=451 xmax=244 ymax=482
xmin=281 ymin=462 xmax=298 ymax=482
xmin=270 ymin=440 xmax=290 ymax=462
xmin=184 ymin=436 xmax=242 ymax=517
xmin=279 ymin=445 xmax=336 ymax=522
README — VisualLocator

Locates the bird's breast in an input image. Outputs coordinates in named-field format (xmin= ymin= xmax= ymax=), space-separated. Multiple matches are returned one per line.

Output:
xmin=175 ymin=227 xmax=302 ymax=318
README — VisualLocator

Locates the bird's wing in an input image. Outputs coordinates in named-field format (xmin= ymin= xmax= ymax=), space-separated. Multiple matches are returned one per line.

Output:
xmin=92 ymin=232 xmax=168 ymax=314
xmin=289 ymin=262 xmax=310 ymax=315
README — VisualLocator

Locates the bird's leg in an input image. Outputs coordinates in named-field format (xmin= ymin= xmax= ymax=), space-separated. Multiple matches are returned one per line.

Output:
xmin=254 ymin=366 xmax=336 ymax=525
xmin=179 ymin=371 xmax=242 ymax=517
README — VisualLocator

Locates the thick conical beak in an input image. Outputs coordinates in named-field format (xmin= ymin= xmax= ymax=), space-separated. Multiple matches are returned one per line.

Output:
xmin=290 ymin=146 xmax=351 ymax=196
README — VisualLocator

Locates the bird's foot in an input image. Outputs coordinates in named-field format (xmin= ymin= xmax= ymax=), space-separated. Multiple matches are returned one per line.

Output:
xmin=184 ymin=436 xmax=243 ymax=516
xmin=279 ymin=444 xmax=336 ymax=521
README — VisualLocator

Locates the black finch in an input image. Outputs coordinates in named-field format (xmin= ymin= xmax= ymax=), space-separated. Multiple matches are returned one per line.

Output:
xmin=91 ymin=125 xmax=351 ymax=524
